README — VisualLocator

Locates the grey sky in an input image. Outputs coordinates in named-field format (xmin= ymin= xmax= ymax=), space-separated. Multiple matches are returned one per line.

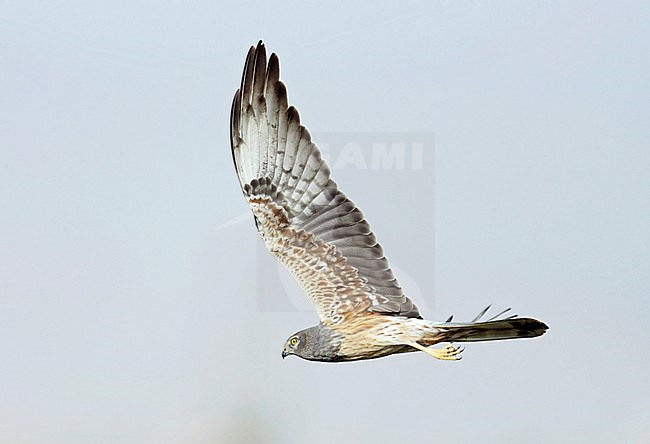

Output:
xmin=1 ymin=1 xmax=649 ymax=443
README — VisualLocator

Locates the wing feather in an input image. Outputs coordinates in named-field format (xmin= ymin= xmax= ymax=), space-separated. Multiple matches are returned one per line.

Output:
xmin=230 ymin=41 xmax=421 ymax=324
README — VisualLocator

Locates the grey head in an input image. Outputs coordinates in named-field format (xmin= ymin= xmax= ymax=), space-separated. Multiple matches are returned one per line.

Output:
xmin=281 ymin=324 xmax=343 ymax=362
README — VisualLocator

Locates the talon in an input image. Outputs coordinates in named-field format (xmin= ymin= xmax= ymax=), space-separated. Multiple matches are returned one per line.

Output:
xmin=408 ymin=342 xmax=465 ymax=361
xmin=429 ymin=343 xmax=464 ymax=361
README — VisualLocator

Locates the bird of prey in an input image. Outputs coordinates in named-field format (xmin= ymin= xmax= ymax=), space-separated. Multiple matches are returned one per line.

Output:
xmin=230 ymin=41 xmax=548 ymax=362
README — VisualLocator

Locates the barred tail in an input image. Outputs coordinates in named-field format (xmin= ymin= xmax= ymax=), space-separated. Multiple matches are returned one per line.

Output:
xmin=433 ymin=317 xmax=549 ymax=343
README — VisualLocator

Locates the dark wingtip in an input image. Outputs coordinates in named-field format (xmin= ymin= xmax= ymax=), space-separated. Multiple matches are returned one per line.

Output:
xmin=266 ymin=53 xmax=280 ymax=87
xmin=471 ymin=304 xmax=492 ymax=323
xmin=256 ymin=40 xmax=266 ymax=57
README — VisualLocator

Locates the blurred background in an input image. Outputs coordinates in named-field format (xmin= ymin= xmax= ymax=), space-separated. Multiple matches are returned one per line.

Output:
xmin=1 ymin=1 xmax=649 ymax=443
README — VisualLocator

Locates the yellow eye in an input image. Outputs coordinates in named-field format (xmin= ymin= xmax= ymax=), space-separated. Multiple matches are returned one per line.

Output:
xmin=289 ymin=337 xmax=299 ymax=346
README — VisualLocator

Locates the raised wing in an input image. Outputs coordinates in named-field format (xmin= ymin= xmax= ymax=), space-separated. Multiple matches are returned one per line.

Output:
xmin=230 ymin=41 xmax=420 ymax=325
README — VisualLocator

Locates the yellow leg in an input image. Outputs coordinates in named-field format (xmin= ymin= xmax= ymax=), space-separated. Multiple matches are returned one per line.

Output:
xmin=408 ymin=342 xmax=464 ymax=361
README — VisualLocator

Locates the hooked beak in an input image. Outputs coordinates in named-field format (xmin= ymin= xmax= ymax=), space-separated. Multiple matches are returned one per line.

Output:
xmin=282 ymin=350 xmax=288 ymax=359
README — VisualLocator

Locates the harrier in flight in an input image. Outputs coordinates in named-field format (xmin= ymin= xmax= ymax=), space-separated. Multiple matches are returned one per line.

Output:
xmin=230 ymin=41 xmax=548 ymax=362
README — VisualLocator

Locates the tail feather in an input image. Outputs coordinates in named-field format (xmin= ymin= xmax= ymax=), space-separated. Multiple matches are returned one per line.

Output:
xmin=431 ymin=317 xmax=549 ymax=343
